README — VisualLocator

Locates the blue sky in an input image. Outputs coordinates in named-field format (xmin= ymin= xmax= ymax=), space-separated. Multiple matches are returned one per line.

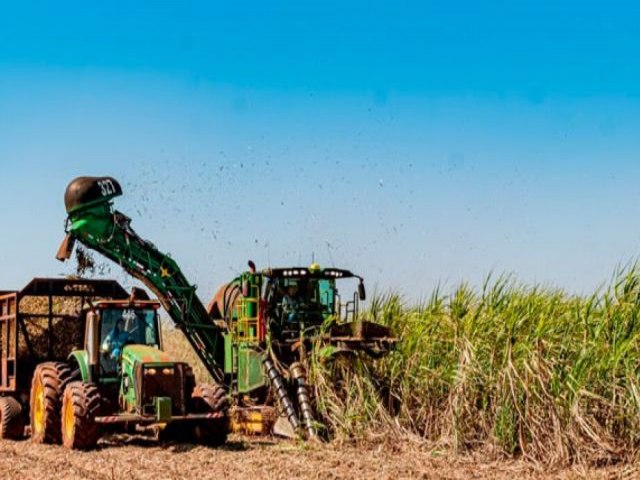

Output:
xmin=1 ymin=1 xmax=640 ymax=301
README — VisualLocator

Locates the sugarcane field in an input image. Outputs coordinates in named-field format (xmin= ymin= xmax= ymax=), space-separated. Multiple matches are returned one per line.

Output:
xmin=3 ymin=3 xmax=640 ymax=479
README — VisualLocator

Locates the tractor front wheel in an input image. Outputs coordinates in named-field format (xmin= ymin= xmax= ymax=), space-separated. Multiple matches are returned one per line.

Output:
xmin=61 ymin=382 xmax=101 ymax=450
xmin=0 ymin=397 xmax=25 ymax=439
xmin=191 ymin=383 xmax=229 ymax=447
xmin=30 ymin=362 xmax=71 ymax=444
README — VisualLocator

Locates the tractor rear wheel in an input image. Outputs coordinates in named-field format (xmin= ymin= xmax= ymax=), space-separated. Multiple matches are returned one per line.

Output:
xmin=0 ymin=397 xmax=25 ymax=439
xmin=30 ymin=362 xmax=71 ymax=444
xmin=191 ymin=383 xmax=229 ymax=446
xmin=61 ymin=382 xmax=101 ymax=450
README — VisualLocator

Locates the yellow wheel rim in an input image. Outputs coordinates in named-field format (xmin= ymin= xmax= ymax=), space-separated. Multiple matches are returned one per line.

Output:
xmin=32 ymin=381 xmax=45 ymax=434
xmin=63 ymin=394 xmax=75 ymax=442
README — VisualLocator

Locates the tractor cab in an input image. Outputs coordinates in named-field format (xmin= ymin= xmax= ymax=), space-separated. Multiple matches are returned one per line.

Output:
xmin=94 ymin=301 xmax=162 ymax=376
xmin=76 ymin=298 xmax=186 ymax=415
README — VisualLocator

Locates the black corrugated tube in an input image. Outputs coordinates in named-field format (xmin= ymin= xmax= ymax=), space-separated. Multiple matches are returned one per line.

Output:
xmin=290 ymin=362 xmax=317 ymax=440
xmin=263 ymin=357 xmax=301 ymax=432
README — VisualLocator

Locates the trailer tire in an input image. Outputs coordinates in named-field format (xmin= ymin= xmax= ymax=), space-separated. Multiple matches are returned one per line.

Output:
xmin=61 ymin=382 xmax=101 ymax=450
xmin=0 ymin=397 xmax=25 ymax=439
xmin=191 ymin=383 xmax=229 ymax=446
xmin=30 ymin=362 xmax=72 ymax=444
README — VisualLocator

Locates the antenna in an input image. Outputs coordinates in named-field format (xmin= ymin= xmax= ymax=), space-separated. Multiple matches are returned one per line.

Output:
xmin=326 ymin=241 xmax=336 ymax=267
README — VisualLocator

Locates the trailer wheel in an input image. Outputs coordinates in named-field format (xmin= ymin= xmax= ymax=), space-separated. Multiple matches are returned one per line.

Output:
xmin=61 ymin=382 xmax=101 ymax=450
xmin=0 ymin=397 xmax=25 ymax=439
xmin=30 ymin=362 xmax=71 ymax=444
xmin=191 ymin=383 xmax=229 ymax=446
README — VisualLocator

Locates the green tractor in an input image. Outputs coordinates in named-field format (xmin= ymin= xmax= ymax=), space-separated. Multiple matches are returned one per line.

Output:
xmin=56 ymin=176 xmax=396 ymax=441
xmin=57 ymin=294 xmax=228 ymax=449
xmin=0 ymin=278 xmax=227 ymax=450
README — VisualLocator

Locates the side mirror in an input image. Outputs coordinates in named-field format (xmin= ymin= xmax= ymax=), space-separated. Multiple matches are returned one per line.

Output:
xmin=358 ymin=281 xmax=366 ymax=301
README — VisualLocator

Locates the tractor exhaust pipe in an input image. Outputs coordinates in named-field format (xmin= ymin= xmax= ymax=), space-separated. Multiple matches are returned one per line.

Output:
xmin=290 ymin=362 xmax=318 ymax=440
xmin=263 ymin=357 xmax=301 ymax=436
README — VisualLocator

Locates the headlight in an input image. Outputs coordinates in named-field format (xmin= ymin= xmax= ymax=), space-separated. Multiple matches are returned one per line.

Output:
xmin=145 ymin=368 xmax=157 ymax=375
xmin=162 ymin=368 xmax=174 ymax=375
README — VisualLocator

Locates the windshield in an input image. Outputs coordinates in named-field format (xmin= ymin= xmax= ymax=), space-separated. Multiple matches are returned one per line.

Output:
xmin=273 ymin=278 xmax=336 ymax=317
xmin=100 ymin=308 xmax=159 ymax=348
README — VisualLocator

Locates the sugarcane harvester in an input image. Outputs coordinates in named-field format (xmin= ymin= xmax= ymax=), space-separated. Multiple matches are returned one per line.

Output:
xmin=57 ymin=176 xmax=396 ymax=439
xmin=209 ymin=264 xmax=396 ymax=438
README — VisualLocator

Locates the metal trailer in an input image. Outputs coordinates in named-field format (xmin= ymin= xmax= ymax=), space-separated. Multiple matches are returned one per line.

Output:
xmin=0 ymin=278 xmax=128 ymax=439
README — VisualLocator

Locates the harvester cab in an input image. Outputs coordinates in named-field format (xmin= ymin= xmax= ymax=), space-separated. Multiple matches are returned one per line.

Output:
xmin=259 ymin=265 xmax=372 ymax=359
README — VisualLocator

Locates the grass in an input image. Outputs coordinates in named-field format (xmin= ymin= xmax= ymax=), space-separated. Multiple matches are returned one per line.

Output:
xmin=311 ymin=264 xmax=640 ymax=467
xmin=163 ymin=264 xmax=640 ymax=467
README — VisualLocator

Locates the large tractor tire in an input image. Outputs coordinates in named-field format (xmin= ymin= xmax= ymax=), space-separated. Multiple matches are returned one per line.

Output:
xmin=61 ymin=382 xmax=101 ymax=450
xmin=191 ymin=383 xmax=229 ymax=447
xmin=30 ymin=362 xmax=72 ymax=444
xmin=0 ymin=397 xmax=25 ymax=439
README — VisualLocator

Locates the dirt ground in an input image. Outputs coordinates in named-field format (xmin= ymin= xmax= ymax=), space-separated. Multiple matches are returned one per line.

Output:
xmin=0 ymin=434 xmax=634 ymax=480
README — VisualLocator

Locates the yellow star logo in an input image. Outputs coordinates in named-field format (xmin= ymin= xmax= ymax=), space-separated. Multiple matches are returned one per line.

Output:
xmin=160 ymin=267 xmax=171 ymax=278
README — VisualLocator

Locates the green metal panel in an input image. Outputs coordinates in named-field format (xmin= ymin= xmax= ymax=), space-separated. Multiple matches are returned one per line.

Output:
xmin=122 ymin=344 xmax=172 ymax=364
xmin=240 ymin=272 xmax=259 ymax=320
xmin=121 ymin=356 xmax=138 ymax=412
xmin=68 ymin=350 xmax=90 ymax=382
xmin=224 ymin=334 xmax=232 ymax=373
xmin=237 ymin=346 xmax=266 ymax=394
xmin=70 ymin=204 xmax=116 ymax=240
xmin=155 ymin=397 xmax=172 ymax=423
xmin=120 ymin=346 xmax=175 ymax=412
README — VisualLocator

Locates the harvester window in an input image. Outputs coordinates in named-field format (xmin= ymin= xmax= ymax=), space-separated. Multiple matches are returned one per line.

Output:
xmin=272 ymin=278 xmax=332 ymax=325
xmin=317 ymin=279 xmax=335 ymax=316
